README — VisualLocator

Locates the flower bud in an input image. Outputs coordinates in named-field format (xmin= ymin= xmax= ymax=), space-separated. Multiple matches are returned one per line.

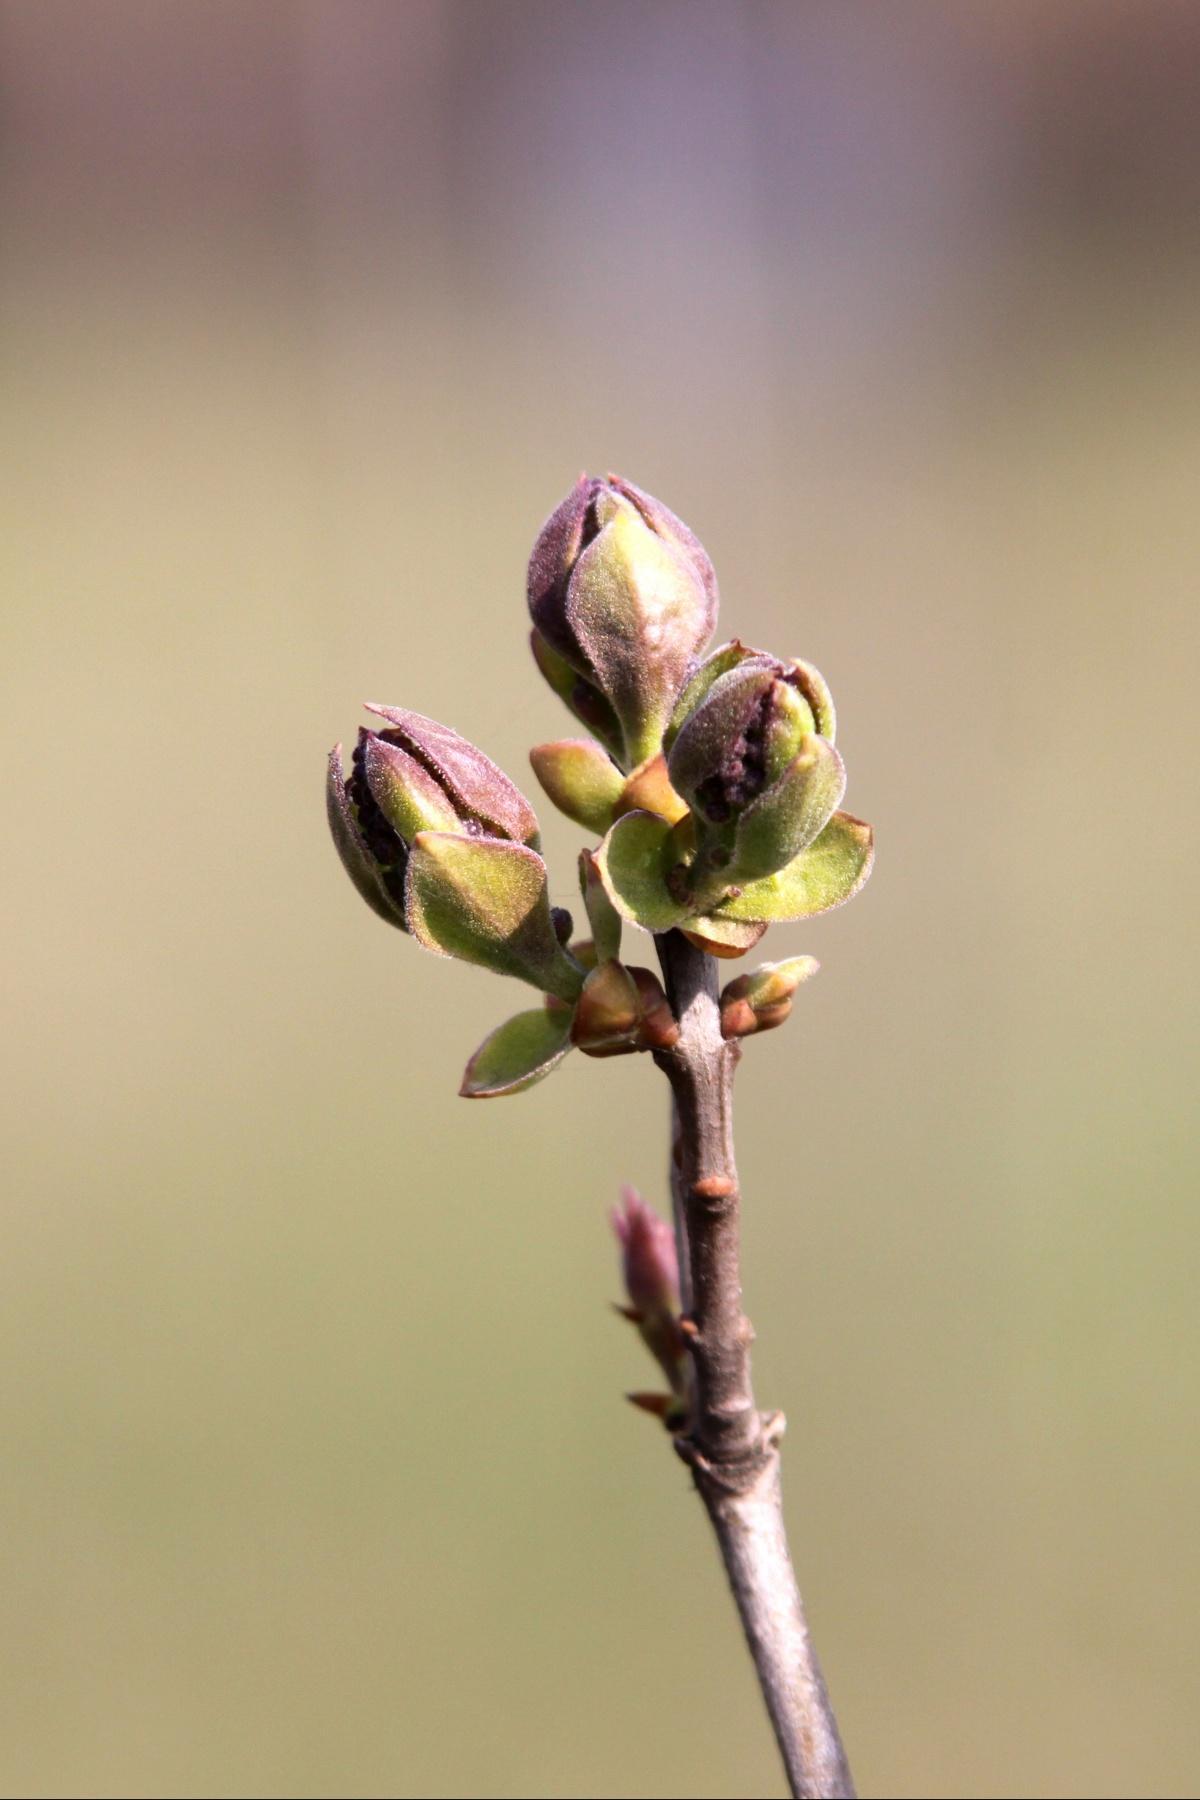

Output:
xmin=328 ymin=709 xmax=583 ymax=999
xmin=363 ymin=705 xmax=541 ymax=847
xmin=327 ymin=707 xmax=542 ymax=932
xmin=528 ymin=474 xmax=719 ymax=770
xmin=667 ymin=657 xmax=845 ymax=898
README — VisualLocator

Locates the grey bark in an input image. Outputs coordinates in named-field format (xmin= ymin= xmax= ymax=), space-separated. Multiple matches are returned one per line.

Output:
xmin=654 ymin=931 xmax=855 ymax=1800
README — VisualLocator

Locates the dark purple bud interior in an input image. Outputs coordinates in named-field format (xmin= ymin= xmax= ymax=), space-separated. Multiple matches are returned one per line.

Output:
xmin=346 ymin=733 xmax=410 ymax=907
xmin=527 ymin=475 xmax=606 ymax=665
xmin=692 ymin=662 xmax=810 ymax=823
xmin=694 ymin=684 xmax=774 ymax=822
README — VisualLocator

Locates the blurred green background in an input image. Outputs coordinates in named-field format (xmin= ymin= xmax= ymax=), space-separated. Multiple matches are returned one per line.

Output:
xmin=3 ymin=4 xmax=1198 ymax=1796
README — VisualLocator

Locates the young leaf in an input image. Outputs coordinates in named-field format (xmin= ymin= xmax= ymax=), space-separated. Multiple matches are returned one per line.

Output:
xmin=594 ymin=811 xmax=691 ymax=932
xmin=405 ymin=832 xmax=585 ymax=1000
xmin=460 ymin=1007 xmax=574 ymax=1098
xmin=579 ymin=849 xmax=622 ymax=963
xmin=681 ymin=915 xmax=769 ymax=958
xmin=716 ymin=812 xmax=874 ymax=922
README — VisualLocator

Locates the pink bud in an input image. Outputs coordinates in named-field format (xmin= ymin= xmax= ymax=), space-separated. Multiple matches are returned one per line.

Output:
xmin=612 ymin=1185 xmax=680 ymax=1315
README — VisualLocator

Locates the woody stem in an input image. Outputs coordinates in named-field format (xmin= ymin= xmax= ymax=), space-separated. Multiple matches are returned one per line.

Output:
xmin=653 ymin=929 xmax=855 ymax=1800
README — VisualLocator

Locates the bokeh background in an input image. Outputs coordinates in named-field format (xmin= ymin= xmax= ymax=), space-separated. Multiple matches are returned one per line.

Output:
xmin=3 ymin=4 xmax=1199 ymax=1796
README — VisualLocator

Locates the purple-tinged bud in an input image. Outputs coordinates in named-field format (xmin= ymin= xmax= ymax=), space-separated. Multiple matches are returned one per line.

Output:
xmin=328 ymin=706 xmax=550 ymax=956
xmin=667 ymin=655 xmax=844 ymax=902
xmin=528 ymin=474 xmax=719 ymax=770
xmin=612 ymin=1186 xmax=688 ymax=1402
xmin=612 ymin=1185 xmax=679 ymax=1316
xmin=326 ymin=744 xmax=407 ymax=927
xmin=364 ymin=705 xmax=540 ymax=847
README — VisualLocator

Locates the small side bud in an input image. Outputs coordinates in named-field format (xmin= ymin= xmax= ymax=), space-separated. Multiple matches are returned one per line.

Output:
xmin=613 ymin=1185 xmax=678 ymax=1314
xmin=572 ymin=959 xmax=641 ymax=1054
xmin=625 ymin=1391 xmax=687 ymax=1428
xmin=571 ymin=960 xmax=678 ymax=1056
xmin=529 ymin=738 xmax=625 ymax=835
xmin=615 ymin=752 xmax=689 ymax=825
xmin=611 ymin=1187 xmax=688 ymax=1403
xmin=551 ymin=905 xmax=574 ymax=945
xmin=719 ymin=956 xmax=819 ymax=1039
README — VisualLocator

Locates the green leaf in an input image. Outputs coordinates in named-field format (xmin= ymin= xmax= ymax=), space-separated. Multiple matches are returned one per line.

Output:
xmin=579 ymin=849 xmax=622 ymax=962
xmin=459 ymin=1006 xmax=574 ymax=1098
xmin=716 ymin=811 xmax=874 ymax=922
xmin=594 ymin=811 xmax=691 ymax=932
xmin=405 ymin=832 xmax=585 ymax=1000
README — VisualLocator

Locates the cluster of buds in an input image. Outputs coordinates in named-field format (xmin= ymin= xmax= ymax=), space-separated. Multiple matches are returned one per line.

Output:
xmin=525 ymin=478 xmax=872 ymax=962
xmin=327 ymin=473 xmax=873 ymax=1094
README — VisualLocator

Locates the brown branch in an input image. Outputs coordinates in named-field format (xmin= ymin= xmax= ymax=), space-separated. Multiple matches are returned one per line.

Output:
xmin=654 ymin=930 xmax=856 ymax=1800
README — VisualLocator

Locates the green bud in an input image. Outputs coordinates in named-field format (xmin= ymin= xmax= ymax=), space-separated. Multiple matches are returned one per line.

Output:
xmin=527 ymin=474 xmax=718 ymax=770
xmin=529 ymin=738 xmax=625 ymax=835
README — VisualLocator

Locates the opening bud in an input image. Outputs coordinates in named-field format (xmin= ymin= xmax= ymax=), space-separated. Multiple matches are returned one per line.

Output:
xmin=667 ymin=657 xmax=845 ymax=901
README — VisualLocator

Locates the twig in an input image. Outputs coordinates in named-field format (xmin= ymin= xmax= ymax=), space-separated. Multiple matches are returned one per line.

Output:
xmin=654 ymin=930 xmax=856 ymax=1800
